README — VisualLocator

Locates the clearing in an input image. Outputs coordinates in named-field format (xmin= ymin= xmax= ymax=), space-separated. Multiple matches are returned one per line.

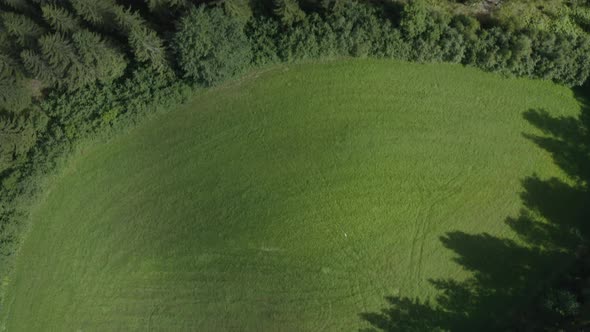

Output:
xmin=2 ymin=59 xmax=581 ymax=331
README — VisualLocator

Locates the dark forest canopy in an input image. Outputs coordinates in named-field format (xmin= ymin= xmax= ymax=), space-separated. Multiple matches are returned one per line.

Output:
xmin=2 ymin=0 xmax=590 ymax=115
xmin=1 ymin=0 xmax=590 ymax=330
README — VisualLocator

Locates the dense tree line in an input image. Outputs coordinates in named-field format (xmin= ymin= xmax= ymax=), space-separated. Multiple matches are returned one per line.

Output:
xmin=1 ymin=0 xmax=590 ymax=328
xmin=3 ymin=0 xmax=590 ymax=115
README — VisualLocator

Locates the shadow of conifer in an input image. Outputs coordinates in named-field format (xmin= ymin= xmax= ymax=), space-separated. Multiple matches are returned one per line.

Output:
xmin=360 ymin=90 xmax=590 ymax=331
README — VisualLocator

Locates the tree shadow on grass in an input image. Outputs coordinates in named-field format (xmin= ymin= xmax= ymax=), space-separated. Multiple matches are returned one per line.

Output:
xmin=360 ymin=91 xmax=590 ymax=331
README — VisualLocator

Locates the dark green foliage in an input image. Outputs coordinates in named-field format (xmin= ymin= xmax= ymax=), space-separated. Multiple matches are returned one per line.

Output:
xmin=145 ymin=0 xmax=189 ymax=13
xmin=71 ymin=30 xmax=127 ymax=84
xmin=20 ymin=49 xmax=57 ymax=86
xmin=222 ymin=0 xmax=253 ymax=24
xmin=245 ymin=0 xmax=589 ymax=86
xmin=43 ymin=67 xmax=186 ymax=140
xmin=532 ymin=32 xmax=590 ymax=86
xmin=399 ymin=6 xmax=468 ymax=63
xmin=470 ymin=28 xmax=520 ymax=72
xmin=174 ymin=6 xmax=252 ymax=85
xmin=128 ymin=26 xmax=166 ymax=71
xmin=254 ymin=1 xmax=406 ymax=62
xmin=35 ymin=32 xmax=91 ymax=89
xmin=316 ymin=0 xmax=346 ymax=13
xmin=273 ymin=0 xmax=305 ymax=26
xmin=69 ymin=0 xmax=116 ymax=29
xmin=22 ymin=31 xmax=127 ymax=91
xmin=399 ymin=0 xmax=428 ymax=39
xmin=113 ymin=6 xmax=168 ymax=71
xmin=246 ymin=17 xmax=281 ymax=66
xmin=38 ymin=33 xmax=78 ymax=79
xmin=0 ymin=12 xmax=45 ymax=48
xmin=542 ymin=289 xmax=580 ymax=319
xmin=325 ymin=1 xmax=385 ymax=57
xmin=277 ymin=13 xmax=336 ymax=61
xmin=0 ymin=78 xmax=31 ymax=113
xmin=0 ymin=54 xmax=32 ymax=113
xmin=0 ymin=0 xmax=36 ymax=14
xmin=112 ymin=6 xmax=143 ymax=32
xmin=0 ymin=112 xmax=43 ymax=174
xmin=42 ymin=4 xmax=81 ymax=32
xmin=375 ymin=24 xmax=408 ymax=59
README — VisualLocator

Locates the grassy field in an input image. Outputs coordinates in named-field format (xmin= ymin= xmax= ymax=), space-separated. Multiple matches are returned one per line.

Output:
xmin=2 ymin=59 xmax=581 ymax=331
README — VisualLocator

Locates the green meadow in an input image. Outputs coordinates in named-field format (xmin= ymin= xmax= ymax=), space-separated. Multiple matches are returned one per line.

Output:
xmin=2 ymin=60 xmax=581 ymax=331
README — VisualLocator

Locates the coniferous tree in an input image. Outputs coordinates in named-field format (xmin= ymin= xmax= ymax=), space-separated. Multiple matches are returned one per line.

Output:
xmin=113 ymin=6 xmax=167 ymax=71
xmin=23 ymin=29 xmax=127 ymax=91
xmin=42 ymin=4 xmax=81 ymax=33
xmin=28 ymin=33 xmax=83 ymax=89
xmin=222 ymin=0 xmax=253 ymax=24
xmin=0 ymin=12 xmax=45 ymax=48
xmin=38 ymin=32 xmax=77 ymax=78
xmin=72 ymin=29 xmax=127 ymax=84
xmin=273 ymin=0 xmax=305 ymax=26
xmin=0 ymin=54 xmax=32 ymax=112
xmin=145 ymin=0 xmax=189 ymax=13
xmin=317 ymin=0 xmax=345 ymax=13
xmin=113 ymin=6 xmax=143 ymax=32
xmin=20 ymin=49 xmax=57 ymax=87
xmin=0 ymin=0 xmax=36 ymax=15
xmin=0 ymin=112 xmax=40 ymax=173
xmin=0 ymin=29 xmax=16 ymax=55
xmin=69 ymin=0 xmax=115 ymax=29
xmin=128 ymin=26 xmax=166 ymax=71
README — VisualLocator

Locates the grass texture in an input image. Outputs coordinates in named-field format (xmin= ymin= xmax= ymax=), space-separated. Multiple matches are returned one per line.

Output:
xmin=2 ymin=59 xmax=582 ymax=331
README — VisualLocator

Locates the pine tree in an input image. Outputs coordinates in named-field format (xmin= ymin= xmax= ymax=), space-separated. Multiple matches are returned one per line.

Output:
xmin=0 ymin=53 xmax=32 ymax=113
xmin=145 ymin=0 xmax=189 ymax=13
xmin=64 ymin=58 xmax=91 ymax=89
xmin=72 ymin=30 xmax=127 ymax=84
xmin=113 ymin=6 xmax=143 ymax=32
xmin=38 ymin=33 xmax=78 ymax=77
xmin=20 ymin=49 xmax=57 ymax=87
xmin=22 ymin=30 xmax=128 ymax=91
xmin=273 ymin=0 xmax=305 ymax=26
xmin=42 ymin=4 xmax=81 ymax=33
xmin=0 ymin=12 xmax=45 ymax=48
xmin=0 ymin=0 xmax=36 ymax=15
xmin=128 ymin=26 xmax=166 ymax=71
xmin=21 ymin=33 xmax=80 ymax=89
xmin=69 ymin=0 xmax=116 ymax=29
xmin=0 ymin=30 xmax=15 ymax=54
xmin=113 ymin=6 xmax=167 ymax=71
xmin=0 ymin=111 xmax=39 ymax=173
xmin=222 ymin=0 xmax=253 ymax=25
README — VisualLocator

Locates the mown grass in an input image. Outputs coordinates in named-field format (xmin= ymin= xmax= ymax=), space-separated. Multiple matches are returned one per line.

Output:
xmin=2 ymin=59 xmax=582 ymax=331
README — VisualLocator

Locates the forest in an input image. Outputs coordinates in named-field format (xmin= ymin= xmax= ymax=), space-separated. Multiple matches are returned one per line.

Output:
xmin=2 ymin=0 xmax=590 ymax=330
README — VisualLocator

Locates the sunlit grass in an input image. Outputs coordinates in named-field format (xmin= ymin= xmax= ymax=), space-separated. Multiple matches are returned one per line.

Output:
xmin=2 ymin=59 xmax=581 ymax=331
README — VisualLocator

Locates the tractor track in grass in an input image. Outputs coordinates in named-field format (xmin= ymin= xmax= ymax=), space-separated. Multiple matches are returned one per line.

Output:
xmin=6 ymin=59 xmax=578 ymax=331
xmin=407 ymin=170 xmax=467 ymax=293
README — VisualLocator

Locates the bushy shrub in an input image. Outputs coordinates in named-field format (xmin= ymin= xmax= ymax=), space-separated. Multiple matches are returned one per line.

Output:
xmin=0 ymin=65 xmax=190 ymax=281
xmin=174 ymin=6 xmax=252 ymax=85
xmin=277 ymin=13 xmax=337 ymax=61
xmin=246 ymin=17 xmax=281 ymax=66
xmin=531 ymin=31 xmax=590 ymax=86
